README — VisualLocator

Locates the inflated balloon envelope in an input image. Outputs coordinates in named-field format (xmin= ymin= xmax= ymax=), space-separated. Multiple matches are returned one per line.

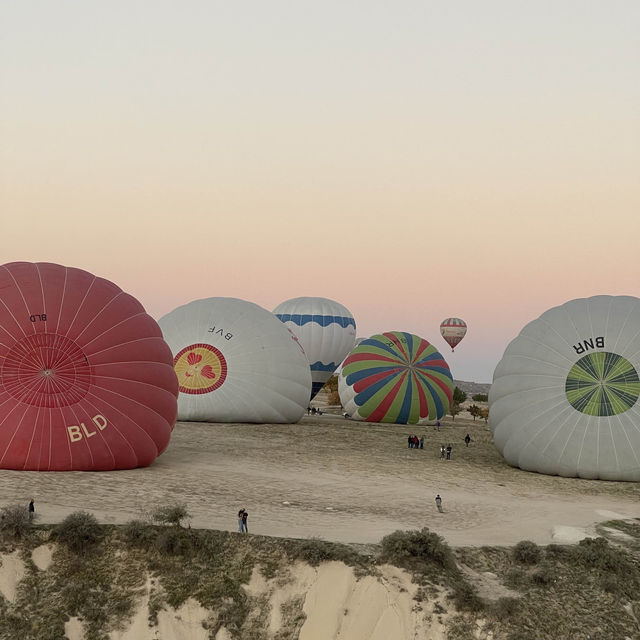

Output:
xmin=159 ymin=298 xmax=312 ymax=423
xmin=274 ymin=296 xmax=356 ymax=401
xmin=339 ymin=331 xmax=454 ymax=424
xmin=0 ymin=262 xmax=178 ymax=471
xmin=489 ymin=295 xmax=640 ymax=481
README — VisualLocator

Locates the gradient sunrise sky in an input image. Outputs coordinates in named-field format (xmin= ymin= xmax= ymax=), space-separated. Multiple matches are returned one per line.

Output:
xmin=1 ymin=1 xmax=638 ymax=382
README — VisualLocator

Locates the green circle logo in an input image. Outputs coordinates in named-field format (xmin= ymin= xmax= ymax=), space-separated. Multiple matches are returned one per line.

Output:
xmin=565 ymin=352 xmax=640 ymax=416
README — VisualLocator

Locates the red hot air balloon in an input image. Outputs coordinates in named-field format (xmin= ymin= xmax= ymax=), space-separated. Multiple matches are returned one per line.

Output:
xmin=440 ymin=318 xmax=467 ymax=352
xmin=0 ymin=262 xmax=178 ymax=471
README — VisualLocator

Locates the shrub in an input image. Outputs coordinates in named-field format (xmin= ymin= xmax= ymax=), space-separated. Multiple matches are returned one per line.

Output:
xmin=122 ymin=519 xmax=157 ymax=548
xmin=472 ymin=393 xmax=488 ymax=402
xmin=380 ymin=528 xmax=456 ymax=573
xmin=571 ymin=537 xmax=634 ymax=576
xmin=531 ymin=566 xmax=555 ymax=585
xmin=154 ymin=527 xmax=193 ymax=555
xmin=0 ymin=504 xmax=33 ymax=539
xmin=287 ymin=538 xmax=363 ymax=568
xmin=512 ymin=540 xmax=541 ymax=565
xmin=151 ymin=504 xmax=190 ymax=527
xmin=53 ymin=511 xmax=103 ymax=554
xmin=449 ymin=581 xmax=483 ymax=612
xmin=492 ymin=596 xmax=519 ymax=621
xmin=545 ymin=544 xmax=569 ymax=560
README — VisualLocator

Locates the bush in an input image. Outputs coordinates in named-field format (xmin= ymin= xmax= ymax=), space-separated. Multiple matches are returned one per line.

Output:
xmin=122 ymin=519 xmax=157 ymax=548
xmin=472 ymin=393 xmax=488 ymax=402
xmin=512 ymin=540 xmax=541 ymax=565
xmin=53 ymin=511 xmax=103 ymax=554
xmin=492 ymin=596 xmax=519 ymax=621
xmin=0 ymin=504 xmax=33 ymax=539
xmin=154 ymin=527 xmax=193 ymax=555
xmin=380 ymin=528 xmax=456 ymax=573
xmin=152 ymin=504 xmax=190 ymax=527
xmin=571 ymin=537 xmax=632 ymax=575
xmin=449 ymin=581 xmax=483 ymax=612
xmin=531 ymin=566 xmax=555 ymax=585
xmin=287 ymin=537 xmax=363 ymax=568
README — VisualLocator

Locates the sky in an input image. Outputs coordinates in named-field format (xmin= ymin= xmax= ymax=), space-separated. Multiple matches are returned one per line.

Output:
xmin=1 ymin=1 xmax=639 ymax=382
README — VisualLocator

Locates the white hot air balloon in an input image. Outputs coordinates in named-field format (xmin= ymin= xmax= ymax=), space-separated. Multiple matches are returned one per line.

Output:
xmin=274 ymin=297 xmax=356 ymax=400
xmin=490 ymin=295 xmax=640 ymax=481
xmin=159 ymin=298 xmax=312 ymax=423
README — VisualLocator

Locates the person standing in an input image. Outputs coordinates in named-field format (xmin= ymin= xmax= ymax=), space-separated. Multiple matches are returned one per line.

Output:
xmin=28 ymin=499 xmax=35 ymax=521
xmin=241 ymin=509 xmax=249 ymax=533
xmin=464 ymin=434 xmax=471 ymax=447
xmin=238 ymin=508 xmax=245 ymax=532
xmin=435 ymin=494 xmax=443 ymax=512
xmin=419 ymin=436 xmax=424 ymax=450
xmin=440 ymin=444 xmax=446 ymax=459
xmin=446 ymin=444 xmax=452 ymax=460
xmin=408 ymin=435 xmax=413 ymax=449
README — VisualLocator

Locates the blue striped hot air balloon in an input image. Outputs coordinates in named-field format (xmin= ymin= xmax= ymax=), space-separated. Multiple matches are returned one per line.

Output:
xmin=274 ymin=297 xmax=356 ymax=400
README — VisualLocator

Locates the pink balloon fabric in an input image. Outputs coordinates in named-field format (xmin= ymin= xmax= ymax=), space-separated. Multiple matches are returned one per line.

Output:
xmin=0 ymin=262 xmax=178 ymax=471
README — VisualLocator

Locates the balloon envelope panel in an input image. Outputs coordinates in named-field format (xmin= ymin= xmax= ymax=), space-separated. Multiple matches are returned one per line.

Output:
xmin=338 ymin=331 xmax=453 ymax=424
xmin=0 ymin=262 xmax=178 ymax=471
xmin=159 ymin=298 xmax=312 ymax=423
xmin=274 ymin=297 xmax=356 ymax=400
xmin=489 ymin=295 xmax=640 ymax=481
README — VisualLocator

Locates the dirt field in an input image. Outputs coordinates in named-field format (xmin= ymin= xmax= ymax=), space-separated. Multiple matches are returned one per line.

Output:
xmin=2 ymin=409 xmax=638 ymax=547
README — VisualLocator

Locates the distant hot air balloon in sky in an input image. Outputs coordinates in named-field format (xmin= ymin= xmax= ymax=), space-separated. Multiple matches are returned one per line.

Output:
xmin=490 ymin=296 xmax=640 ymax=481
xmin=0 ymin=262 xmax=178 ymax=471
xmin=159 ymin=298 xmax=312 ymax=423
xmin=274 ymin=297 xmax=356 ymax=400
xmin=440 ymin=318 xmax=467 ymax=352
xmin=339 ymin=331 xmax=453 ymax=424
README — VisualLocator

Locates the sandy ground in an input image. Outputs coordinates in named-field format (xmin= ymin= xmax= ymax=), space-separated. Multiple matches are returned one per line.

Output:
xmin=1 ymin=410 xmax=639 ymax=547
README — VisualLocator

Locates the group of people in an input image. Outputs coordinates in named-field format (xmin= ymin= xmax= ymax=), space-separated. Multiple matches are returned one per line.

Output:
xmin=237 ymin=508 xmax=248 ymax=533
xmin=306 ymin=407 xmax=323 ymax=415
xmin=440 ymin=444 xmax=453 ymax=460
xmin=408 ymin=434 xmax=424 ymax=449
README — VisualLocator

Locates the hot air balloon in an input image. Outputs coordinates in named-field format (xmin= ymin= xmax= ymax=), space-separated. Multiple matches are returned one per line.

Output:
xmin=0 ymin=262 xmax=178 ymax=471
xmin=490 ymin=296 xmax=640 ymax=481
xmin=339 ymin=331 xmax=453 ymax=424
xmin=440 ymin=318 xmax=467 ymax=352
xmin=274 ymin=297 xmax=356 ymax=400
xmin=159 ymin=298 xmax=311 ymax=423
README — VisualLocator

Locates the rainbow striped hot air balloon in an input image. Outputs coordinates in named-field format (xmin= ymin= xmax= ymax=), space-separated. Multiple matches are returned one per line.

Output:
xmin=440 ymin=317 xmax=467 ymax=352
xmin=338 ymin=331 xmax=453 ymax=424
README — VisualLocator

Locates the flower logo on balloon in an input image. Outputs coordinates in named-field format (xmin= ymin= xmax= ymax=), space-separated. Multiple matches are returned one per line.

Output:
xmin=173 ymin=343 xmax=227 ymax=394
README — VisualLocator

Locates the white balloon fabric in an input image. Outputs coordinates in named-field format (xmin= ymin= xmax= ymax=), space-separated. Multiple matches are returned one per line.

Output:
xmin=489 ymin=295 xmax=640 ymax=481
xmin=158 ymin=298 xmax=312 ymax=423
xmin=274 ymin=297 xmax=356 ymax=400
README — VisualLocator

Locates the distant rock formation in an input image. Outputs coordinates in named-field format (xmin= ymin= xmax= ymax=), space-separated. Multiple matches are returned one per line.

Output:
xmin=453 ymin=380 xmax=491 ymax=396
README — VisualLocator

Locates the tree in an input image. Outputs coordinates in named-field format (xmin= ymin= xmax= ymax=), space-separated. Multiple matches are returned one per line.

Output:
xmin=449 ymin=403 xmax=461 ymax=421
xmin=152 ymin=504 xmax=191 ymax=527
xmin=453 ymin=386 xmax=467 ymax=405
xmin=472 ymin=393 xmax=488 ymax=402
xmin=323 ymin=375 xmax=340 ymax=405
xmin=468 ymin=404 xmax=480 ymax=421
